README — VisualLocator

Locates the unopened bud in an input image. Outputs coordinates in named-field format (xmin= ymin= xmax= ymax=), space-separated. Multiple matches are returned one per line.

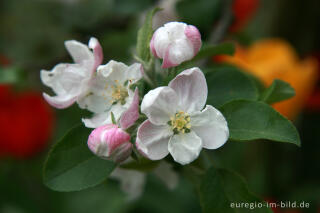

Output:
xmin=88 ymin=124 xmax=132 ymax=163
xmin=150 ymin=22 xmax=201 ymax=68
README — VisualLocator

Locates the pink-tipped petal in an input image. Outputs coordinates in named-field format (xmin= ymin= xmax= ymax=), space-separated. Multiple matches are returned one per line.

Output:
xmin=89 ymin=37 xmax=103 ymax=70
xmin=184 ymin=25 xmax=202 ymax=56
xmin=162 ymin=46 xmax=179 ymax=69
xmin=120 ymin=87 xmax=140 ymax=130
xmin=150 ymin=34 xmax=159 ymax=58
xmin=43 ymin=93 xmax=77 ymax=109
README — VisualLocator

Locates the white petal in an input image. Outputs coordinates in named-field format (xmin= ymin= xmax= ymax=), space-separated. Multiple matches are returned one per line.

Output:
xmin=82 ymin=104 xmax=125 ymax=128
xmin=125 ymin=63 xmax=143 ymax=84
xmin=162 ymin=45 xmax=179 ymax=69
xmin=110 ymin=168 xmax=145 ymax=201
xmin=153 ymin=26 xmax=171 ymax=58
xmin=141 ymin=87 xmax=178 ymax=125
xmin=190 ymin=105 xmax=229 ymax=149
xmin=77 ymin=91 xmax=112 ymax=113
xmin=64 ymin=40 xmax=94 ymax=65
xmin=164 ymin=22 xmax=187 ymax=40
xmin=77 ymin=71 xmax=113 ymax=113
xmin=41 ymin=68 xmax=63 ymax=94
xmin=43 ymin=93 xmax=77 ymax=109
xmin=41 ymin=64 xmax=84 ymax=96
xmin=168 ymin=67 xmax=207 ymax=113
xmin=82 ymin=112 xmax=110 ymax=128
xmin=168 ymin=131 xmax=202 ymax=165
xmin=136 ymin=120 xmax=172 ymax=160
xmin=168 ymin=39 xmax=194 ymax=65
xmin=97 ymin=60 xmax=128 ymax=84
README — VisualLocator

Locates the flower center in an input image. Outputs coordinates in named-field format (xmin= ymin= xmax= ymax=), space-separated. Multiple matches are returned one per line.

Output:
xmin=111 ymin=80 xmax=128 ymax=105
xmin=169 ymin=111 xmax=191 ymax=134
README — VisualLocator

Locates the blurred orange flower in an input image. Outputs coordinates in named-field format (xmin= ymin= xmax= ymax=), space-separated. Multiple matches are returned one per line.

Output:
xmin=216 ymin=39 xmax=318 ymax=119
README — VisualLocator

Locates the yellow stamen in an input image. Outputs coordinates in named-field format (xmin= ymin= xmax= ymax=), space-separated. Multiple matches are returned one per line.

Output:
xmin=109 ymin=80 xmax=128 ymax=105
xmin=169 ymin=111 xmax=191 ymax=134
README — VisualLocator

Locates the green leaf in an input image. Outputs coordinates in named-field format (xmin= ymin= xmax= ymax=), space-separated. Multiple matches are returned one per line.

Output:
xmin=260 ymin=79 xmax=295 ymax=104
xmin=43 ymin=124 xmax=115 ymax=192
xmin=245 ymin=72 xmax=266 ymax=95
xmin=206 ymin=65 xmax=259 ymax=108
xmin=200 ymin=167 xmax=273 ymax=213
xmin=136 ymin=7 xmax=161 ymax=62
xmin=220 ymin=100 xmax=301 ymax=146
xmin=193 ymin=42 xmax=235 ymax=61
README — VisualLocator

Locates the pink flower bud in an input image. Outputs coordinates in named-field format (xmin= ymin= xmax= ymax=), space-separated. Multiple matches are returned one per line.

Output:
xmin=88 ymin=124 xmax=132 ymax=163
xmin=150 ymin=22 xmax=202 ymax=68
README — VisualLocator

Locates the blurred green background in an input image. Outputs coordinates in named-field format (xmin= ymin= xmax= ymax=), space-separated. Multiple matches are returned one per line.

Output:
xmin=0 ymin=0 xmax=319 ymax=212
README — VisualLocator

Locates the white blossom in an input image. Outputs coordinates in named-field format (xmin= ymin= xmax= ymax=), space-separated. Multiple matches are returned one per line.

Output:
xmin=81 ymin=60 xmax=143 ymax=128
xmin=136 ymin=68 xmax=229 ymax=165
xmin=41 ymin=37 xmax=103 ymax=109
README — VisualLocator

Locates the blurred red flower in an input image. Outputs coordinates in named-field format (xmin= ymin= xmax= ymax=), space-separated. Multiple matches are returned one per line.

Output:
xmin=0 ymin=85 xmax=55 ymax=158
xmin=0 ymin=55 xmax=54 ymax=158
xmin=230 ymin=0 xmax=259 ymax=32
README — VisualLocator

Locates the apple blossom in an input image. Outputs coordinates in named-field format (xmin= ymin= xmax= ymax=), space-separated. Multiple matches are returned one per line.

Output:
xmin=41 ymin=37 xmax=103 ymax=109
xmin=150 ymin=22 xmax=201 ymax=68
xmin=136 ymin=67 xmax=229 ymax=165
xmin=81 ymin=60 xmax=143 ymax=128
